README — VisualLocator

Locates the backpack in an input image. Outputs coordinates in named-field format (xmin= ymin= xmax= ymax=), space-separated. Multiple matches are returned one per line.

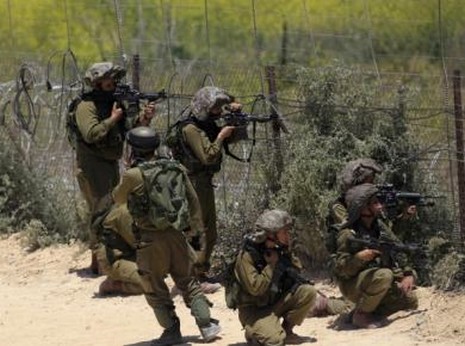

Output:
xmin=223 ymin=239 xmax=268 ymax=310
xmin=66 ymin=95 xmax=83 ymax=149
xmin=223 ymin=257 xmax=241 ymax=310
xmin=128 ymin=159 xmax=190 ymax=232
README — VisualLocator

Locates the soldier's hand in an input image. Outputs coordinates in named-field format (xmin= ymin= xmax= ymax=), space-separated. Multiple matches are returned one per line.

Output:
xmin=398 ymin=275 xmax=415 ymax=295
xmin=229 ymin=102 xmax=243 ymax=112
xmin=355 ymin=249 xmax=381 ymax=262
xmin=110 ymin=102 xmax=124 ymax=123
xmin=218 ymin=126 xmax=235 ymax=140
xmin=264 ymin=249 xmax=279 ymax=266
xmin=196 ymin=251 xmax=207 ymax=266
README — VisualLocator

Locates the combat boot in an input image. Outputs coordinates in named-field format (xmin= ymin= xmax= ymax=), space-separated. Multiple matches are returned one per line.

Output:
xmin=351 ymin=309 xmax=386 ymax=329
xmin=98 ymin=278 xmax=124 ymax=296
xmin=152 ymin=317 xmax=183 ymax=346
xmin=199 ymin=318 xmax=221 ymax=342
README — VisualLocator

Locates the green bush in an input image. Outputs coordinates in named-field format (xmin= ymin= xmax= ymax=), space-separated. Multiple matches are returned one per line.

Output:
xmin=0 ymin=131 xmax=83 ymax=247
xmin=269 ymin=63 xmax=455 ymax=274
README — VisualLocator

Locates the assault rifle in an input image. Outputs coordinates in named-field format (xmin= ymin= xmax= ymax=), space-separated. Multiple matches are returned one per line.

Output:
xmin=114 ymin=84 xmax=167 ymax=103
xmin=376 ymin=184 xmax=436 ymax=209
xmin=221 ymin=110 xmax=289 ymax=139
xmin=114 ymin=84 xmax=167 ymax=117
xmin=347 ymin=236 xmax=426 ymax=268
xmin=268 ymin=245 xmax=311 ymax=299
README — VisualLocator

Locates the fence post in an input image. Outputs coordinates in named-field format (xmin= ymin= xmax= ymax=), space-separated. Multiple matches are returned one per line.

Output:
xmin=452 ymin=70 xmax=465 ymax=245
xmin=132 ymin=54 xmax=140 ymax=90
xmin=265 ymin=65 xmax=283 ymax=194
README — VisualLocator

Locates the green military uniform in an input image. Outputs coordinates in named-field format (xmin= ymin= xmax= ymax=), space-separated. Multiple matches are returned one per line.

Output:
xmin=235 ymin=250 xmax=316 ymax=346
xmin=95 ymin=204 xmax=145 ymax=295
xmin=75 ymin=95 xmax=125 ymax=248
xmin=112 ymin=161 xmax=213 ymax=331
xmin=181 ymin=123 xmax=224 ymax=268
xmin=232 ymin=208 xmax=317 ymax=346
xmin=334 ymin=186 xmax=418 ymax=317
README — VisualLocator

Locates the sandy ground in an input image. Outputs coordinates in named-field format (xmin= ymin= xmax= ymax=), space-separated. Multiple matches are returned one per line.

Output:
xmin=1 ymin=233 xmax=465 ymax=346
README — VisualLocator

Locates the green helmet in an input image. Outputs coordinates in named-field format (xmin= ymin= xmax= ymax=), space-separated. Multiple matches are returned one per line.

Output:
xmin=340 ymin=158 xmax=382 ymax=192
xmin=248 ymin=209 xmax=293 ymax=243
xmin=191 ymin=86 xmax=234 ymax=120
xmin=126 ymin=126 xmax=160 ymax=153
xmin=84 ymin=62 xmax=126 ymax=86
xmin=343 ymin=183 xmax=379 ymax=227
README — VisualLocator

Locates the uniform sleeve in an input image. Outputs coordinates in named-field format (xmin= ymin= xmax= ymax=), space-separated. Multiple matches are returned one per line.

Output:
xmin=182 ymin=124 xmax=223 ymax=165
xmin=112 ymin=168 xmax=143 ymax=205
xmin=235 ymin=251 xmax=274 ymax=297
xmin=331 ymin=202 xmax=348 ymax=225
xmin=76 ymin=101 xmax=115 ymax=143
xmin=334 ymin=228 xmax=367 ymax=279
xmin=184 ymin=171 xmax=205 ymax=235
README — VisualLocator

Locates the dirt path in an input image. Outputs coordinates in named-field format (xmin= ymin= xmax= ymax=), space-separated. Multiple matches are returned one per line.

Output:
xmin=1 ymin=233 xmax=464 ymax=346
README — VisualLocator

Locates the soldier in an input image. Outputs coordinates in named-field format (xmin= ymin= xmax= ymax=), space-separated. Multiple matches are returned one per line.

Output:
xmin=74 ymin=62 xmax=147 ymax=273
xmin=112 ymin=126 xmax=221 ymax=345
xmin=233 ymin=209 xmax=317 ymax=345
xmin=333 ymin=183 xmax=418 ymax=328
xmin=329 ymin=158 xmax=383 ymax=226
xmin=168 ymin=86 xmax=240 ymax=281
xmin=318 ymin=158 xmax=383 ymax=317
xmin=93 ymin=203 xmax=145 ymax=296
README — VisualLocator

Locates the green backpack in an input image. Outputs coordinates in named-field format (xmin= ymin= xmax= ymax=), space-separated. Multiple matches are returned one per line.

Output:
xmin=128 ymin=159 xmax=190 ymax=232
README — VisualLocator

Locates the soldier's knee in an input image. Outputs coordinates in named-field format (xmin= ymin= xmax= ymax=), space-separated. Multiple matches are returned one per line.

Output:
xmin=372 ymin=269 xmax=394 ymax=289
xmin=295 ymin=284 xmax=317 ymax=304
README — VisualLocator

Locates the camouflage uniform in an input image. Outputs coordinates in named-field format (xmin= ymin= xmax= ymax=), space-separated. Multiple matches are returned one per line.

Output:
xmin=334 ymin=184 xmax=418 ymax=319
xmin=112 ymin=127 xmax=220 ymax=344
xmin=179 ymin=87 xmax=235 ymax=272
xmin=75 ymin=62 xmax=127 ymax=250
xmin=234 ymin=210 xmax=317 ymax=346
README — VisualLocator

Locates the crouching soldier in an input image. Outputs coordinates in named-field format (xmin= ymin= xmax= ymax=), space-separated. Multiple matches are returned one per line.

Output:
xmin=93 ymin=203 xmax=145 ymax=296
xmin=333 ymin=183 xmax=418 ymax=329
xmin=112 ymin=126 xmax=221 ymax=345
xmin=232 ymin=209 xmax=317 ymax=346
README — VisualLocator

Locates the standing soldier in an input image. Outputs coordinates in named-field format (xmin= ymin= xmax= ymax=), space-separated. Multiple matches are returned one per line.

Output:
xmin=112 ymin=126 xmax=221 ymax=345
xmin=333 ymin=183 xmax=418 ymax=328
xmin=73 ymin=62 xmax=151 ymax=273
xmin=168 ymin=86 xmax=240 ymax=281
xmin=231 ymin=209 xmax=317 ymax=345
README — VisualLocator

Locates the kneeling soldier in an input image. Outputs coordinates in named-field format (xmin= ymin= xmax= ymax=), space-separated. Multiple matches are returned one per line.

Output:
xmin=333 ymin=183 xmax=418 ymax=328
xmin=233 ymin=209 xmax=317 ymax=346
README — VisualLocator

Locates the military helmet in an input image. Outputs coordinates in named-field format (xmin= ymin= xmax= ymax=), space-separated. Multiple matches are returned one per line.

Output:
xmin=248 ymin=209 xmax=293 ymax=243
xmin=340 ymin=158 xmax=382 ymax=192
xmin=191 ymin=86 xmax=234 ymax=120
xmin=126 ymin=126 xmax=160 ymax=153
xmin=343 ymin=183 xmax=379 ymax=227
xmin=84 ymin=62 xmax=126 ymax=86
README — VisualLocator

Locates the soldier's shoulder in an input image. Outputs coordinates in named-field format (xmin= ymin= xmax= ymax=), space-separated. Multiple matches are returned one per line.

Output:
xmin=76 ymin=99 xmax=95 ymax=112
xmin=182 ymin=123 xmax=202 ymax=135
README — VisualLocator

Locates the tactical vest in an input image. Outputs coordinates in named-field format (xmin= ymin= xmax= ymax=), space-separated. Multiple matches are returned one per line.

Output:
xmin=166 ymin=117 xmax=222 ymax=175
xmin=67 ymin=90 xmax=125 ymax=150
xmin=127 ymin=159 xmax=190 ymax=232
